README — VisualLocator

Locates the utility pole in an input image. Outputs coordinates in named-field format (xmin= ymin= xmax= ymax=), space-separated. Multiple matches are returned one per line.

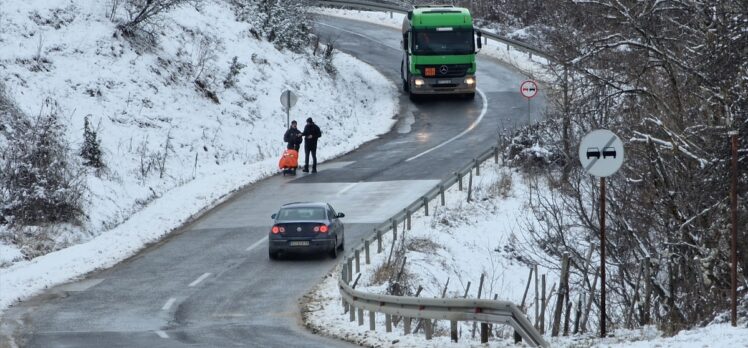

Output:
xmin=729 ymin=130 xmax=739 ymax=327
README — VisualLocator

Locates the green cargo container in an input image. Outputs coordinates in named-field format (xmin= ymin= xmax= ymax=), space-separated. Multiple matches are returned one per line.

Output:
xmin=400 ymin=5 xmax=482 ymax=101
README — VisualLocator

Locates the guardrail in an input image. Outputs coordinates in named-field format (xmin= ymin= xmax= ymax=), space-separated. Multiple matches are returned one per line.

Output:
xmin=315 ymin=1 xmax=550 ymax=346
xmin=315 ymin=0 xmax=551 ymax=60
xmin=336 ymin=146 xmax=550 ymax=347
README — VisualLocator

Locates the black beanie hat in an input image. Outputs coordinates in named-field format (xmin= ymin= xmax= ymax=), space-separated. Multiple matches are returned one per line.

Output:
xmin=306 ymin=117 xmax=313 ymax=123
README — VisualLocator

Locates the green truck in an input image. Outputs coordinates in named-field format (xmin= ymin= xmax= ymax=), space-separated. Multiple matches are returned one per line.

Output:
xmin=400 ymin=5 xmax=482 ymax=100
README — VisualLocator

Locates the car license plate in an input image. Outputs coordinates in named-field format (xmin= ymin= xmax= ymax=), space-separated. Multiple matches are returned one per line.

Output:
xmin=289 ymin=241 xmax=309 ymax=246
xmin=437 ymin=79 xmax=451 ymax=84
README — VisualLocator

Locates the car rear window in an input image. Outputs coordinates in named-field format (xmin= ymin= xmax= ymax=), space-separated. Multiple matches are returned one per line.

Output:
xmin=277 ymin=207 xmax=327 ymax=220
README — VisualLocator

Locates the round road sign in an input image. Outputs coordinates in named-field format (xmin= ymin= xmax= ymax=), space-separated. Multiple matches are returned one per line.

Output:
xmin=520 ymin=80 xmax=538 ymax=99
xmin=280 ymin=90 xmax=297 ymax=111
xmin=578 ymin=129 xmax=625 ymax=177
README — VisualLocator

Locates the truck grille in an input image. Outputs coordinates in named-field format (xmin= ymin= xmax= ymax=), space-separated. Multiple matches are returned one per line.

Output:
xmin=416 ymin=64 xmax=471 ymax=78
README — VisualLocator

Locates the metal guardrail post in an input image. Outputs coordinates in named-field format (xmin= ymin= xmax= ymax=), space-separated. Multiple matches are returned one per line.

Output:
xmin=364 ymin=240 xmax=370 ymax=264
xmin=358 ymin=308 xmax=364 ymax=326
xmin=467 ymin=170 xmax=473 ymax=202
xmin=406 ymin=209 xmax=411 ymax=230
xmin=481 ymin=322 xmax=489 ymax=343
xmin=404 ymin=317 xmax=411 ymax=334
xmin=347 ymin=258 xmax=353 ymax=283
xmin=451 ymin=320 xmax=458 ymax=342
xmin=386 ymin=314 xmax=392 ymax=332
xmin=392 ymin=219 xmax=397 ymax=240
xmin=440 ymin=185 xmax=445 ymax=205
xmin=350 ymin=304 xmax=355 ymax=322
xmin=475 ymin=158 xmax=480 ymax=176
xmin=494 ymin=146 xmax=499 ymax=163
xmin=424 ymin=319 xmax=433 ymax=340
xmin=457 ymin=172 xmax=463 ymax=191
xmin=369 ymin=310 xmax=376 ymax=330
xmin=355 ymin=250 xmax=360 ymax=273
xmin=377 ymin=230 xmax=382 ymax=253
xmin=422 ymin=197 xmax=429 ymax=216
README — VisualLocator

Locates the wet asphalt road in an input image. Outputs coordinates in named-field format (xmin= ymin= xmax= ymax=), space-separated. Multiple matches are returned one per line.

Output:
xmin=0 ymin=15 xmax=544 ymax=348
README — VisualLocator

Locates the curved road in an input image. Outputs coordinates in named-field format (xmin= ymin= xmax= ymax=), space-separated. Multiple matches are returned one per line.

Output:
xmin=0 ymin=15 xmax=544 ymax=348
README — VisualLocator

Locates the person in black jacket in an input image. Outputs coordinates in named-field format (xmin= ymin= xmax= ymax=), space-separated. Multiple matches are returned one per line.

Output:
xmin=301 ymin=117 xmax=322 ymax=173
xmin=283 ymin=120 xmax=302 ymax=150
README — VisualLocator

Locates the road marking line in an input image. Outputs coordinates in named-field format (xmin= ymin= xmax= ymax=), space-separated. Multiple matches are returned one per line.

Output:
xmin=155 ymin=330 xmax=169 ymax=339
xmin=337 ymin=182 xmax=358 ymax=195
xmin=316 ymin=22 xmax=400 ymax=51
xmin=188 ymin=273 xmax=211 ymax=287
xmin=246 ymin=236 xmax=268 ymax=252
xmin=161 ymin=297 xmax=176 ymax=311
xmin=405 ymin=88 xmax=489 ymax=162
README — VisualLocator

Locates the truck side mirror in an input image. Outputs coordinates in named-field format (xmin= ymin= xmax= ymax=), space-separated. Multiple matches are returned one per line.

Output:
xmin=403 ymin=34 xmax=409 ymax=51
xmin=476 ymin=31 xmax=483 ymax=51
xmin=407 ymin=11 xmax=413 ymax=20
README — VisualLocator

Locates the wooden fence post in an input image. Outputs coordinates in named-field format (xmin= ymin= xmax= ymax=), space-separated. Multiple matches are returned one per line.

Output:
xmin=541 ymin=274 xmax=546 ymax=333
xmin=552 ymin=254 xmax=570 ymax=336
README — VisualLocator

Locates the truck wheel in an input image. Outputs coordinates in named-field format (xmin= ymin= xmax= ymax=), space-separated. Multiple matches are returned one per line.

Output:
xmin=409 ymin=91 xmax=420 ymax=102
xmin=403 ymin=79 xmax=410 ymax=92
xmin=465 ymin=92 xmax=476 ymax=100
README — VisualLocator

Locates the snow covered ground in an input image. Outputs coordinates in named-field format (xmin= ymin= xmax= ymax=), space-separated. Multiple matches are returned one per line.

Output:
xmin=302 ymin=160 xmax=748 ymax=347
xmin=0 ymin=1 xmax=397 ymax=314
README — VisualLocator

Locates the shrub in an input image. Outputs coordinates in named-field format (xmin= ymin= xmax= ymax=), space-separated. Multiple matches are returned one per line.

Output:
xmin=1 ymin=98 xmax=84 ymax=226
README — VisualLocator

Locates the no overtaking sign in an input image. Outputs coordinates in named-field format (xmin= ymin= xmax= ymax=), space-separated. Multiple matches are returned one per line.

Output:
xmin=578 ymin=129 xmax=624 ymax=177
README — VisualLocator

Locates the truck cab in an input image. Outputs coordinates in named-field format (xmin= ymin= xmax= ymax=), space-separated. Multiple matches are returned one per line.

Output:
xmin=401 ymin=6 xmax=482 ymax=100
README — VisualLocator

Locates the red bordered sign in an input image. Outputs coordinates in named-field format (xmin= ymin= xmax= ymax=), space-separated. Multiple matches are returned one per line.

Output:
xmin=520 ymin=80 xmax=538 ymax=99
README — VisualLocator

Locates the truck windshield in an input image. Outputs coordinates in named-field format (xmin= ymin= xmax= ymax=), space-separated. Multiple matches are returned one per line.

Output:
xmin=412 ymin=29 xmax=474 ymax=55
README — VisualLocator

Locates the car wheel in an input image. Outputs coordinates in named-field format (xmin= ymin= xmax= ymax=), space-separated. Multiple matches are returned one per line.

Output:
xmin=329 ymin=239 xmax=338 ymax=259
xmin=269 ymin=249 xmax=278 ymax=260
xmin=338 ymin=235 xmax=345 ymax=250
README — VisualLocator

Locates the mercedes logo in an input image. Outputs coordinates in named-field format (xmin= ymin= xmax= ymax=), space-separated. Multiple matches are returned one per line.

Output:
xmin=296 ymin=227 xmax=302 ymax=232
xmin=439 ymin=65 xmax=449 ymax=75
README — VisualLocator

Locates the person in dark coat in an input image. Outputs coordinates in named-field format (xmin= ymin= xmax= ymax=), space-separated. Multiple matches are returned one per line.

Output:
xmin=283 ymin=120 xmax=302 ymax=150
xmin=301 ymin=117 xmax=322 ymax=173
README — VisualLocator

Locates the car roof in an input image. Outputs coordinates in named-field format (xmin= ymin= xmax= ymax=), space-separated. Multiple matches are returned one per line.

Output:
xmin=280 ymin=202 xmax=329 ymax=209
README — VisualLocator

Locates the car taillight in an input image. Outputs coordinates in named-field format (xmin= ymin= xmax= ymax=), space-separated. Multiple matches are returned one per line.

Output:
xmin=319 ymin=225 xmax=329 ymax=233
xmin=271 ymin=226 xmax=285 ymax=234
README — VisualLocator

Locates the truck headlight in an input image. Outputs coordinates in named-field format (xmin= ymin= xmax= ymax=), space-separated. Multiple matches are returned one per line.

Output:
xmin=465 ymin=77 xmax=475 ymax=85
xmin=414 ymin=78 xmax=425 ymax=87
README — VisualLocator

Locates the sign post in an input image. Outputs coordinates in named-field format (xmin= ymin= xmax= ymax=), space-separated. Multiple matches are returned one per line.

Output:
xmin=729 ymin=130 xmax=739 ymax=327
xmin=520 ymin=80 xmax=538 ymax=124
xmin=279 ymin=90 xmax=298 ymax=129
xmin=578 ymin=129 xmax=624 ymax=338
